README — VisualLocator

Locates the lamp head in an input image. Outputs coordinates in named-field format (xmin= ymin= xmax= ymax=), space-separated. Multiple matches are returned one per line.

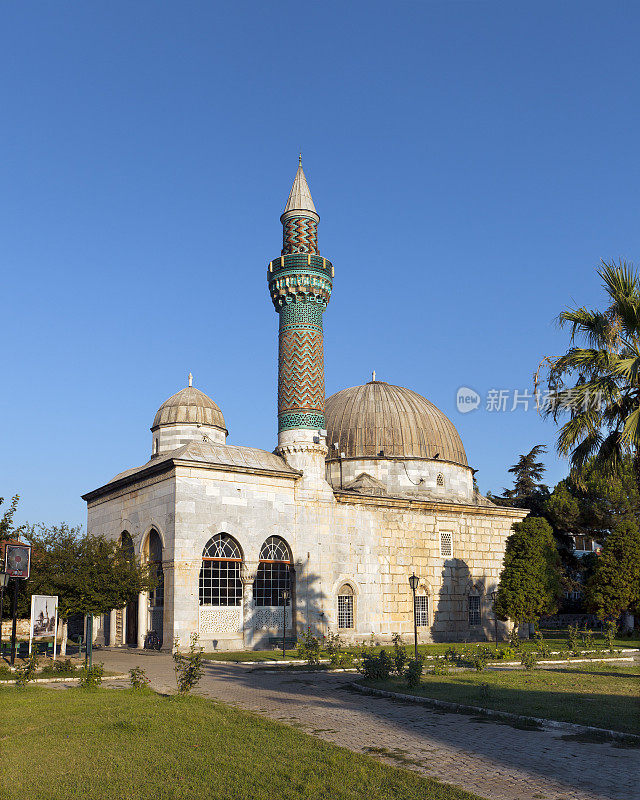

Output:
xmin=408 ymin=573 xmax=419 ymax=591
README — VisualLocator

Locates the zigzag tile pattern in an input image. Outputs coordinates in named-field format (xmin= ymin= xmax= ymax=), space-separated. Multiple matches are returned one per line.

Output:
xmin=282 ymin=216 xmax=318 ymax=255
xmin=278 ymin=327 xmax=325 ymax=417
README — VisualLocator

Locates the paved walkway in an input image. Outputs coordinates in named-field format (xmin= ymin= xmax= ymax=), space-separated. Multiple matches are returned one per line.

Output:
xmin=91 ymin=649 xmax=638 ymax=800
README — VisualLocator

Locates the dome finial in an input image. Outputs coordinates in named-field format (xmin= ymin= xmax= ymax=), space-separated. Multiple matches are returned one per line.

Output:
xmin=372 ymin=370 xmax=376 ymax=382
xmin=299 ymin=150 xmax=302 ymax=167
xmin=188 ymin=372 xmax=193 ymax=387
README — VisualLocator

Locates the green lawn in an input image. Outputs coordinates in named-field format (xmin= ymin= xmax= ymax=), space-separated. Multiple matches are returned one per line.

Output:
xmin=0 ymin=686 xmax=485 ymax=800
xmin=364 ymin=662 xmax=640 ymax=735
xmin=202 ymin=634 xmax=638 ymax=663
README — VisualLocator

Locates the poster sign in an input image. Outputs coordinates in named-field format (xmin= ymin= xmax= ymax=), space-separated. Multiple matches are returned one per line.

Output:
xmin=4 ymin=542 xmax=31 ymax=578
xmin=30 ymin=595 xmax=58 ymax=659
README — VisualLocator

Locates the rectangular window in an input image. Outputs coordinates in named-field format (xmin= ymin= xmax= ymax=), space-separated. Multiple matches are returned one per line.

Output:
xmin=468 ymin=595 xmax=481 ymax=627
xmin=338 ymin=595 xmax=354 ymax=629
xmin=415 ymin=596 xmax=429 ymax=627
xmin=440 ymin=531 xmax=453 ymax=558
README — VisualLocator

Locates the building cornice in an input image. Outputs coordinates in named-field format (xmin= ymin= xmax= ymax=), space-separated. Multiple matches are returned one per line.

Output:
xmin=333 ymin=489 xmax=529 ymax=517
xmin=82 ymin=457 xmax=301 ymax=505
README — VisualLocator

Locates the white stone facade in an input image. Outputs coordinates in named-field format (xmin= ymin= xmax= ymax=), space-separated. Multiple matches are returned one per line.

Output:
xmin=85 ymin=440 xmax=526 ymax=651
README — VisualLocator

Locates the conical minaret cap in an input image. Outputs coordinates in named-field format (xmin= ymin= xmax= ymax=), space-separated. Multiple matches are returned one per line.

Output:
xmin=281 ymin=158 xmax=319 ymax=221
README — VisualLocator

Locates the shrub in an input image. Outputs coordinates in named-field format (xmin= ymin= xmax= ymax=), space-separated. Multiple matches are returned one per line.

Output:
xmin=14 ymin=652 xmax=39 ymax=688
xmin=129 ymin=666 xmax=150 ymax=689
xmin=520 ymin=650 xmax=538 ymax=671
xmin=324 ymin=631 xmax=343 ymax=657
xmin=173 ymin=633 xmax=205 ymax=694
xmin=567 ymin=623 xmax=580 ymax=654
xmin=391 ymin=633 xmax=408 ymax=676
xmin=329 ymin=651 xmax=354 ymax=668
xmin=605 ymin=621 xmax=618 ymax=654
xmin=295 ymin=627 xmax=322 ymax=666
xmin=508 ymin=627 xmax=522 ymax=650
xmin=495 ymin=646 xmax=516 ymax=661
xmin=404 ymin=657 xmax=423 ymax=689
xmin=534 ymin=630 xmax=550 ymax=658
xmin=444 ymin=646 xmax=462 ymax=664
xmin=54 ymin=658 xmax=75 ymax=674
xmin=428 ymin=656 xmax=449 ymax=675
xmin=466 ymin=645 xmax=491 ymax=672
xmin=78 ymin=663 xmax=104 ymax=689
xmin=359 ymin=649 xmax=394 ymax=682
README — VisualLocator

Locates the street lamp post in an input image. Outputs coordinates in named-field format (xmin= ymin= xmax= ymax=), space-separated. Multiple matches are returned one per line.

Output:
xmin=0 ymin=572 xmax=9 ymax=657
xmin=490 ymin=591 xmax=498 ymax=646
xmin=281 ymin=589 xmax=290 ymax=658
xmin=408 ymin=573 xmax=420 ymax=660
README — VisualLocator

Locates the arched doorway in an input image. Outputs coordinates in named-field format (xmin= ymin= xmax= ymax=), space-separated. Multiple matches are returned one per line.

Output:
xmin=146 ymin=529 xmax=164 ymax=647
xmin=121 ymin=531 xmax=138 ymax=646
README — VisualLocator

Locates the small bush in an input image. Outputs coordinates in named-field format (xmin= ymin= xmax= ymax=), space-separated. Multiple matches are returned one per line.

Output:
xmin=359 ymin=649 xmax=394 ymax=681
xmin=324 ymin=631 xmax=343 ymax=657
xmin=173 ymin=633 xmax=205 ymax=694
xmin=78 ymin=663 xmax=104 ymax=689
xmin=296 ymin=627 xmax=322 ymax=666
xmin=567 ymin=623 xmax=580 ymax=654
xmin=329 ymin=651 xmax=354 ymax=668
xmin=605 ymin=621 xmax=618 ymax=654
xmin=508 ymin=627 xmax=522 ymax=650
xmin=54 ymin=658 xmax=75 ymax=674
xmin=428 ymin=656 xmax=449 ymax=675
xmin=391 ymin=633 xmax=408 ymax=676
xmin=521 ymin=650 xmax=538 ymax=671
xmin=494 ymin=646 xmax=516 ymax=661
xmin=14 ymin=652 xmax=39 ymax=688
xmin=129 ymin=666 xmax=150 ymax=689
xmin=404 ymin=657 xmax=423 ymax=689
xmin=534 ymin=631 xmax=550 ymax=658
xmin=444 ymin=646 xmax=461 ymax=664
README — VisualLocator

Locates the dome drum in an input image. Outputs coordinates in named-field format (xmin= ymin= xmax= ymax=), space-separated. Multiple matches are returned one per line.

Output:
xmin=151 ymin=383 xmax=227 ymax=458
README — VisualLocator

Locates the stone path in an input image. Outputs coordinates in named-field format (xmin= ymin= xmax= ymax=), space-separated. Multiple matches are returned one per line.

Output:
xmin=92 ymin=649 xmax=639 ymax=800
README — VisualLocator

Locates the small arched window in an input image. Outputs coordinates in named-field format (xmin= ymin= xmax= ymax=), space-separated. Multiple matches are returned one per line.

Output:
xmin=436 ymin=473 xmax=444 ymax=487
xmin=337 ymin=583 xmax=354 ymax=629
xmin=199 ymin=533 xmax=242 ymax=607
xmin=120 ymin=531 xmax=134 ymax=561
xmin=254 ymin=536 xmax=292 ymax=607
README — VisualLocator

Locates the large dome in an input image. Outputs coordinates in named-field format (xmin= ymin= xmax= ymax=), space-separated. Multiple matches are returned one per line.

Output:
xmin=152 ymin=386 xmax=226 ymax=433
xmin=325 ymin=380 xmax=467 ymax=466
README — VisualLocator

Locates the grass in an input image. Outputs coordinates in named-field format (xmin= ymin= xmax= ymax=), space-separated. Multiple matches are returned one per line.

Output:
xmin=364 ymin=662 xmax=640 ymax=735
xmin=201 ymin=633 xmax=638 ymax=663
xmin=0 ymin=685 xmax=486 ymax=800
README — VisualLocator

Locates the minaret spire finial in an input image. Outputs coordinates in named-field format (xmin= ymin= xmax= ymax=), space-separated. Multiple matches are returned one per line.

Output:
xmin=299 ymin=151 xmax=302 ymax=166
xmin=188 ymin=372 xmax=193 ymax=387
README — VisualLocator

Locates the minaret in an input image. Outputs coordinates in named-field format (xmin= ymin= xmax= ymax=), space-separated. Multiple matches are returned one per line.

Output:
xmin=267 ymin=158 xmax=334 ymax=484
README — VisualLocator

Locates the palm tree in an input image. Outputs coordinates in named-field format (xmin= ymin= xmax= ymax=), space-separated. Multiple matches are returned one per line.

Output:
xmin=539 ymin=260 xmax=640 ymax=495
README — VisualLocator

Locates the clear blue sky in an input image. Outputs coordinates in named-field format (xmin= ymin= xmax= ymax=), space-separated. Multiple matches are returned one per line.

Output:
xmin=2 ymin=2 xmax=639 ymax=528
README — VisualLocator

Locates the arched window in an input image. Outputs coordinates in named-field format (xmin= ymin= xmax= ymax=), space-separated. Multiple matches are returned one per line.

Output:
xmin=254 ymin=536 xmax=292 ymax=607
xmin=147 ymin=530 xmax=164 ymax=608
xmin=468 ymin=595 xmax=481 ymax=627
xmin=199 ymin=533 xmax=242 ymax=607
xmin=120 ymin=531 xmax=134 ymax=560
xmin=436 ymin=473 xmax=444 ymax=487
xmin=337 ymin=583 xmax=354 ymax=629
xmin=415 ymin=589 xmax=429 ymax=627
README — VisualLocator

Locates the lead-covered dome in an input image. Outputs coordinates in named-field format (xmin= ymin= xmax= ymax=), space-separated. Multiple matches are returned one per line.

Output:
xmin=325 ymin=380 xmax=467 ymax=466
xmin=152 ymin=386 xmax=226 ymax=433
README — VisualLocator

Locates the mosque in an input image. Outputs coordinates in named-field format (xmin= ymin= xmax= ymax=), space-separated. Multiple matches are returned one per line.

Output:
xmin=83 ymin=161 xmax=526 ymax=651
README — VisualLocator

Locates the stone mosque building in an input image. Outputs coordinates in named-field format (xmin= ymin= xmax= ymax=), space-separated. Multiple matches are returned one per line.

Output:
xmin=83 ymin=161 xmax=526 ymax=651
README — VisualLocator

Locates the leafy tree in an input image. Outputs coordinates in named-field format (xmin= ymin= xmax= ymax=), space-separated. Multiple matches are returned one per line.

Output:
xmin=585 ymin=519 xmax=640 ymax=620
xmin=539 ymin=261 xmax=640 ymax=495
xmin=494 ymin=517 xmax=562 ymax=625
xmin=24 ymin=524 xmax=156 ymax=620
xmin=488 ymin=445 xmax=550 ymax=517
xmin=0 ymin=494 xmax=27 ymax=541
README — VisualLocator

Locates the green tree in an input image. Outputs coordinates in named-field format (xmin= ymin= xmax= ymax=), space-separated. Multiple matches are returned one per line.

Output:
xmin=488 ymin=445 xmax=550 ymax=517
xmin=0 ymin=494 xmax=27 ymax=541
xmin=539 ymin=261 xmax=640 ymax=495
xmin=494 ymin=517 xmax=562 ymax=626
xmin=25 ymin=524 xmax=156 ymax=620
xmin=585 ymin=519 xmax=640 ymax=620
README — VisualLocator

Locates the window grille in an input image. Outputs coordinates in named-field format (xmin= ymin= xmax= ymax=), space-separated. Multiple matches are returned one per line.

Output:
xmin=468 ymin=595 xmax=481 ymax=626
xmin=415 ymin=595 xmax=428 ymax=627
xmin=436 ymin=473 xmax=444 ymax=487
xmin=440 ymin=531 xmax=453 ymax=558
xmin=254 ymin=536 xmax=292 ymax=607
xmin=337 ymin=585 xmax=354 ymax=629
xmin=199 ymin=533 xmax=242 ymax=607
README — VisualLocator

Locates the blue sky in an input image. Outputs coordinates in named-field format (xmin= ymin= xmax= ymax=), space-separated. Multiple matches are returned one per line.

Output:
xmin=2 ymin=1 xmax=639 ymax=527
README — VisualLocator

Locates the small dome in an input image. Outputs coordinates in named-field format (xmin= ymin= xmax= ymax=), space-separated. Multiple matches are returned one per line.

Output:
xmin=325 ymin=381 xmax=467 ymax=465
xmin=152 ymin=385 xmax=226 ymax=432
